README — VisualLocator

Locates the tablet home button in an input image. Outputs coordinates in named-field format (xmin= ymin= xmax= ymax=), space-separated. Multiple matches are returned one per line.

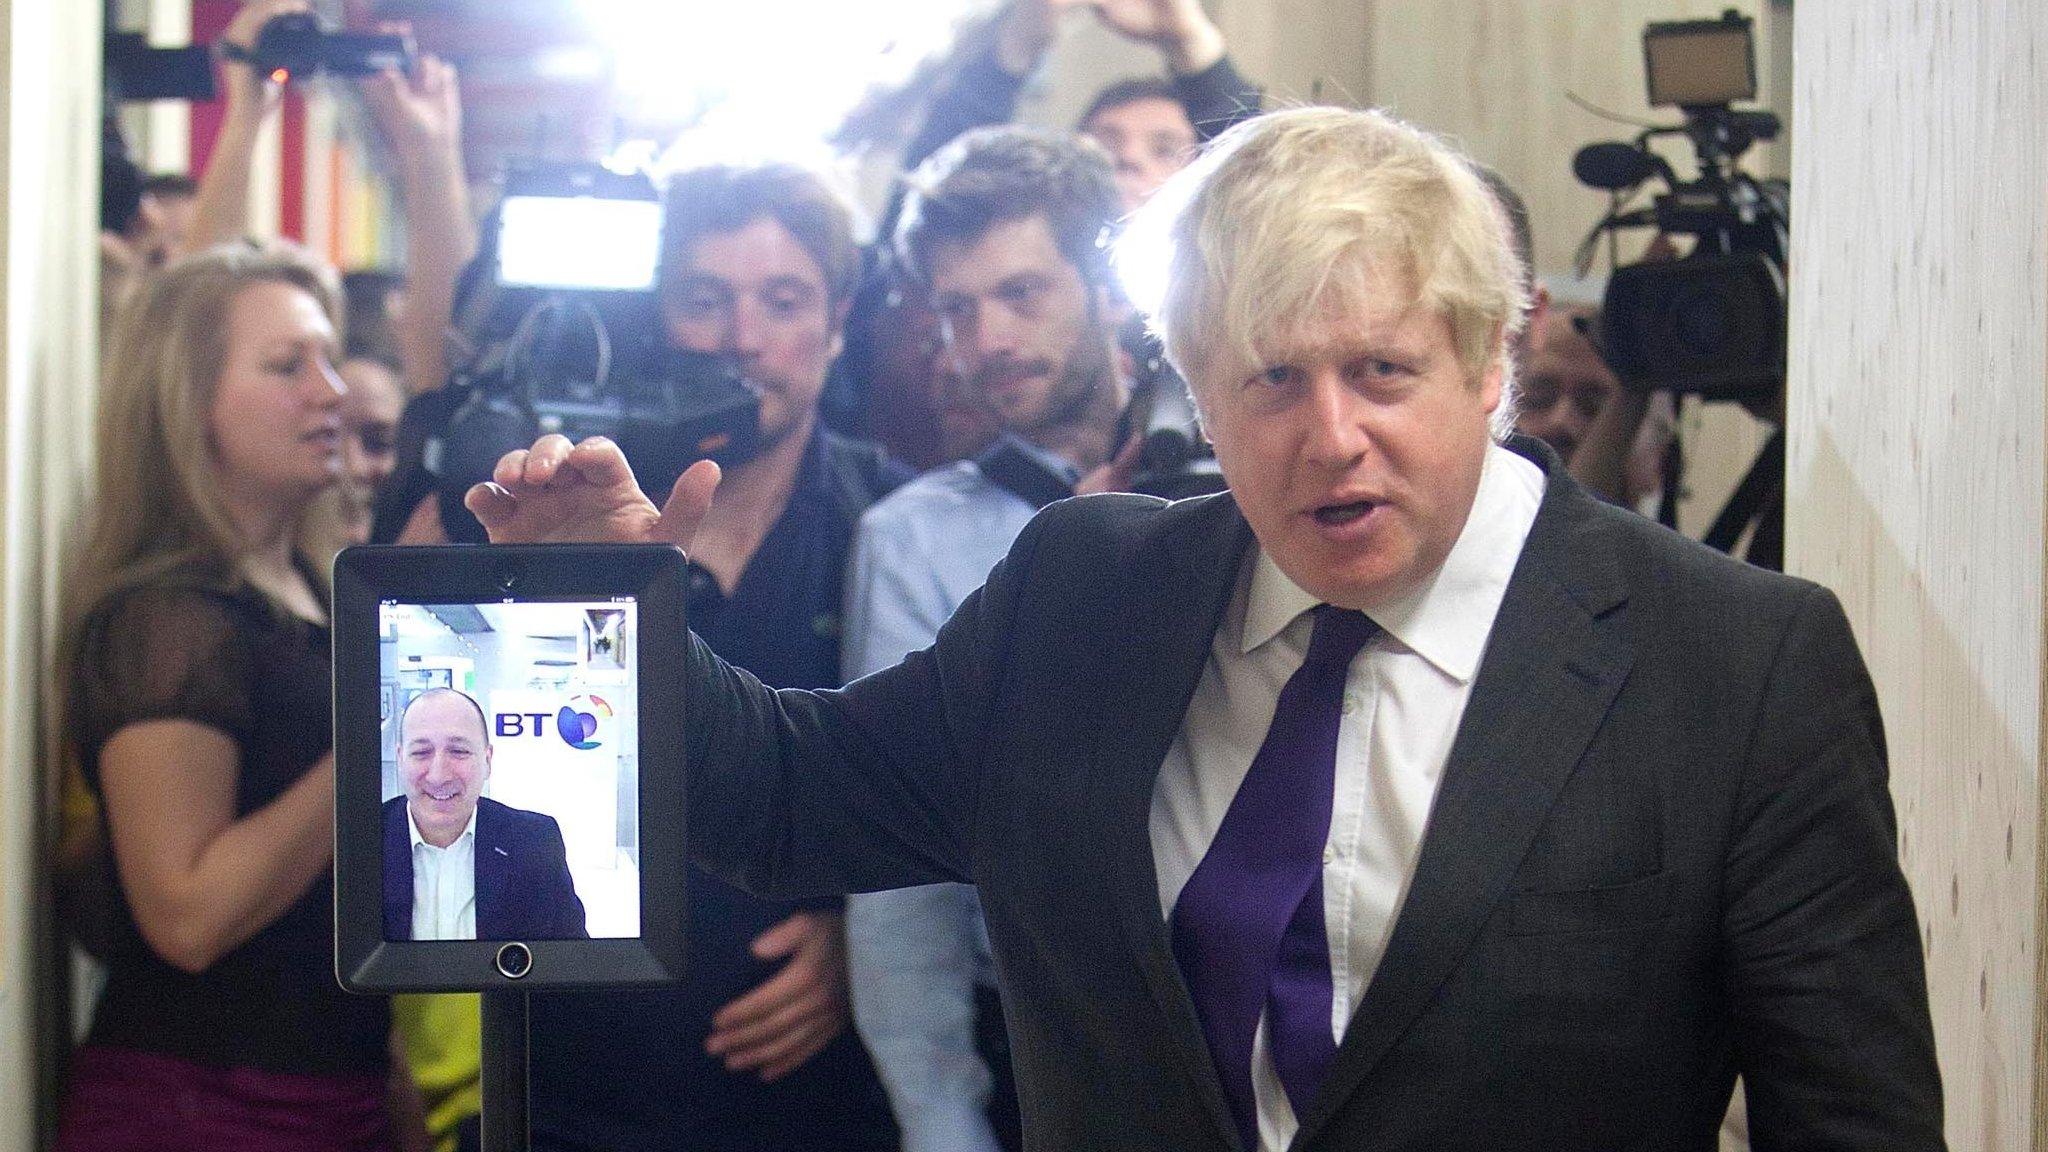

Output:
xmin=495 ymin=942 xmax=532 ymax=980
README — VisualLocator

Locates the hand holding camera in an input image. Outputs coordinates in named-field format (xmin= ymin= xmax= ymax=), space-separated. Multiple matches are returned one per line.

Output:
xmin=217 ymin=0 xmax=310 ymax=115
xmin=360 ymin=53 xmax=463 ymax=176
xmin=184 ymin=4 xmax=425 ymax=262
xmin=218 ymin=1 xmax=416 ymax=87
xmin=1066 ymin=0 xmax=1225 ymax=75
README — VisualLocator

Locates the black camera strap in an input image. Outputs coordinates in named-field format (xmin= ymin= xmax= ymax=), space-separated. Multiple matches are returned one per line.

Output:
xmin=1702 ymin=426 xmax=1784 ymax=569
xmin=974 ymin=439 xmax=1076 ymax=511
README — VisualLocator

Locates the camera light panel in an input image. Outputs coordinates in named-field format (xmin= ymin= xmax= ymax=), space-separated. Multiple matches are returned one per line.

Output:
xmin=496 ymin=196 xmax=663 ymax=292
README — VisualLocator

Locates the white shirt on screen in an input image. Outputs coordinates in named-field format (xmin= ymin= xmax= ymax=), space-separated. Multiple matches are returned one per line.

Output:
xmin=1149 ymin=443 xmax=1544 ymax=1152
xmin=409 ymin=804 xmax=478 ymax=941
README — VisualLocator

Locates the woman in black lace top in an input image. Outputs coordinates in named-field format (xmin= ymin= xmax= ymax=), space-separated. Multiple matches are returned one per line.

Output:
xmin=54 ymin=242 xmax=394 ymax=1151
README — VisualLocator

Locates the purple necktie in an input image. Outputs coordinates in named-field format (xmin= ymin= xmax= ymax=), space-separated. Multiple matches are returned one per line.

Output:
xmin=1171 ymin=605 xmax=1379 ymax=1148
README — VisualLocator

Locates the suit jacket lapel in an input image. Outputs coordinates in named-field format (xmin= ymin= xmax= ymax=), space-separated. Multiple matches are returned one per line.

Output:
xmin=1291 ymin=448 xmax=1635 ymax=1148
xmin=384 ymin=799 xmax=412 ymax=940
xmin=474 ymin=797 xmax=507 ymax=940
xmin=1089 ymin=492 xmax=1255 ymax=1152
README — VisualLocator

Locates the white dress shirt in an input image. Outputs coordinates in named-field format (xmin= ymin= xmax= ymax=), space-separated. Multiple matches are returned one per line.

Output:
xmin=841 ymin=432 xmax=1079 ymax=1152
xmin=409 ymin=804 xmax=478 ymax=941
xmin=1149 ymin=443 xmax=1544 ymax=1151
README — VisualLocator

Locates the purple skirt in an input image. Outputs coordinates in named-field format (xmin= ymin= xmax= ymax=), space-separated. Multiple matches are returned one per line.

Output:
xmin=55 ymin=1046 xmax=393 ymax=1152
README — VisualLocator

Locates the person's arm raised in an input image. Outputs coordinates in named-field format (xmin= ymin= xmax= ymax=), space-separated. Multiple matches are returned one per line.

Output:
xmin=360 ymin=52 xmax=474 ymax=395
xmin=1072 ymin=0 xmax=1257 ymax=139
xmin=182 ymin=0 xmax=307 ymax=256
xmin=465 ymin=435 xmax=720 ymax=549
xmin=1071 ymin=0 xmax=1226 ymax=76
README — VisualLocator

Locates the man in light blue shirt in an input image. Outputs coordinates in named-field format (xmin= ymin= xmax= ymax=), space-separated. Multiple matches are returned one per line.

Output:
xmin=842 ymin=126 xmax=1130 ymax=1152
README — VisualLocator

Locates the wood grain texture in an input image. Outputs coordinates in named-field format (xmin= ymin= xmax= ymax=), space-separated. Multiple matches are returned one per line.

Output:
xmin=1363 ymin=0 xmax=1781 ymax=277
xmin=1787 ymin=3 xmax=2048 ymax=1149
xmin=1213 ymin=0 xmax=1372 ymax=109
xmin=0 ymin=0 xmax=108 ymax=1144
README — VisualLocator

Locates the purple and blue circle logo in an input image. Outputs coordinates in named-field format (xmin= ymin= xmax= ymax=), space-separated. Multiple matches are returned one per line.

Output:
xmin=556 ymin=694 xmax=613 ymax=751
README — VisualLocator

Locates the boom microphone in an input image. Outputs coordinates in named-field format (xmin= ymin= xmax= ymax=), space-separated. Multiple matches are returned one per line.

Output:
xmin=1573 ymin=142 xmax=1663 ymax=191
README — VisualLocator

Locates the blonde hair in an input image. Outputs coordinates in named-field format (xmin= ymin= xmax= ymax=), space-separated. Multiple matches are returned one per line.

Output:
xmin=1127 ymin=107 xmax=1527 ymax=429
xmin=64 ymin=242 xmax=344 ymax=660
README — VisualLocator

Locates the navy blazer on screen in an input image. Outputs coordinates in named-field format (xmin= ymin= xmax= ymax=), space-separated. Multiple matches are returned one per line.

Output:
xmin=383 ymin=795 xmax=590 ymax=941
xmin=676 ymin=437 xmax=1944 ymax=1151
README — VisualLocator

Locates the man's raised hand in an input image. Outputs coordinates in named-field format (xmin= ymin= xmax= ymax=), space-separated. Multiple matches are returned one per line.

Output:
xmin=1068 ymin=0 xmax=1225 ymax=74
xmin=360 ymin=52 xmax=463 ymax=170
xmin=464 ymin=435 xmax=721 ymax=551
xmin=994 ymin=0 xmax=1064 ymax=76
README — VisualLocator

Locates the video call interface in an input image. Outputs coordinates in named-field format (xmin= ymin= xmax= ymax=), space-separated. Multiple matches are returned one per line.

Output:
xmin=379 ymin=598 xmax=641 ymax=942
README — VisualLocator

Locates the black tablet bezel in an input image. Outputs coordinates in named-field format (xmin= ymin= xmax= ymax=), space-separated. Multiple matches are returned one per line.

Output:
xmin=333 ymin=543 xmax=688 ymax=993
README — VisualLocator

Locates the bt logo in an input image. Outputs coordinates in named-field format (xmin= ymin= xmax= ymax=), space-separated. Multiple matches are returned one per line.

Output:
xmin=494 ymin=694 xmax=614 ymax=750
xmin=556 ymin=694 xmax=613 ymax=750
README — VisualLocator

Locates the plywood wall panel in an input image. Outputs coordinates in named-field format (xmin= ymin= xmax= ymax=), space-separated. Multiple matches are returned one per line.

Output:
xmin=1212 ymin=0 xmax=1371 ymax=109
xmin=0 ymin=2 xmax=107 ymax=1145
xmin=1364 ymin=0 xmax=1776 ymax=278
xmin=1787 ymin=3 xmax=2047 ymax=1149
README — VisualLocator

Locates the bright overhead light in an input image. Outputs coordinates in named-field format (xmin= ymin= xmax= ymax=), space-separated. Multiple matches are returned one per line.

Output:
xmin=578 ymin=0 xmax=997 ymax=149
xmin=534 ymin=46 xmax=607 ymax=82
xmin=1114 ymin=137 xmax=1228 ymax=340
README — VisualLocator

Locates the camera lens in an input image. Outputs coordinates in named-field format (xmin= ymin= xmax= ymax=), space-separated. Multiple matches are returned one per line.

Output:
xmin=1673 ymin=287 xmax=1732 ymax=355
xmin=251 ymin=12 xmax=323 ymax=75
xmin=497 ymin=568 xmax=519 ymax=592
xmin=495 ymin=942 xmax=532 ymax=980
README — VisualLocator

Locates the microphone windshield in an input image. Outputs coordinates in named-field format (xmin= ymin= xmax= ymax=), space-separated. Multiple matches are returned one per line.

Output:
xmin=1573 ymin=142 xmax=1659 ymax=191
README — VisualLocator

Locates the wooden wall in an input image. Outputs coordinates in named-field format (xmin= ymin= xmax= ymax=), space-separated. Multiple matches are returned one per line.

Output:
xmin=0 ymin=0 xmax=107 ymax=1145
xmin=1787 ymin=3 xmax=2047 ymax=1149
xmin=1358 ymin=0 xmax=1786 ymax=276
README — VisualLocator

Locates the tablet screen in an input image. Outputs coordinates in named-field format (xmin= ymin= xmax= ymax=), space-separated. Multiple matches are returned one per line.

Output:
xmin=380 ymin=598 xmax=641 ymax=942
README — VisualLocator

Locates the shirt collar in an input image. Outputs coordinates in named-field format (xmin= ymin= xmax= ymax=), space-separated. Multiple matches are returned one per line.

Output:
xmin=408 ymin=800 xmax=479 ymax=853
xmin=1239 ymin=443 xmax=1545 ymax=683
xmin=690 ymin=425 xmax=832 ymax=615
xmin=996 ymin=431 xmax=1084 ymax=487
xmin=789 ymin=423 xmax=836 ymax=497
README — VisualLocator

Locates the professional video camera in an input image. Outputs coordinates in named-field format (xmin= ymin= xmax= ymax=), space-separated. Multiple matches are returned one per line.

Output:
xmin=1571 ymin=9 xmax=1788 ymax=405
xmin=394 ymin=163 xmax=762 ymax=545
xmin=1116 ymin=317 xmax=1226 ymax=500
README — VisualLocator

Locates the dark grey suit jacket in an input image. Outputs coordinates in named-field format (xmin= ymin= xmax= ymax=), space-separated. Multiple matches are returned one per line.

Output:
xmin=682 ymin=438 xmax=1944 ymax=1151
xmin=383 ymin=795 xmax=589 ymax=941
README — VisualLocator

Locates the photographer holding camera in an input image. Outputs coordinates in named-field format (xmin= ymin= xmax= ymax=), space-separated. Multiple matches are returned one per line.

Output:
xmin=497 ymin=163 xmax=906 ymax=1152
xmin=177 ymin=0 xmax=469 ymax=406
xmin=174 ymin=0 xmax=309 ymax=259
